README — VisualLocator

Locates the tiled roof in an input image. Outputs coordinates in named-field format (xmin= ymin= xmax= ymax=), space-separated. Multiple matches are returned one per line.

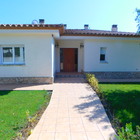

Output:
xmin=63 ymin=29 xmax=140 ymax=37
xmin=0 ymin=24 xmax=64 ymax=28
xmin=0 ymin=24 xmax=140 ymax=37
xmin=0 ymin=24 xmax=65 ymax=34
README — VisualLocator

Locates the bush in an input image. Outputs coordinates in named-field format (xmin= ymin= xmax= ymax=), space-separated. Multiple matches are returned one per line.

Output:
xmin=116 ymin=123 xmax=140 ymax=140
xmin=85 ymin=73 xmax=100 ymax=93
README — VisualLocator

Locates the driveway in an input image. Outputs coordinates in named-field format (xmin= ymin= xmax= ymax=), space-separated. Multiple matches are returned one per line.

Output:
xmin=0 ymin=78 xmax=116 ymax=140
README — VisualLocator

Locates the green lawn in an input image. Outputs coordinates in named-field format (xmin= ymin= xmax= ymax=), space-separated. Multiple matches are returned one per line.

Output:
xmin=0 ymin=90 xmax=51 ymax=140
xmin=99 ymin=83 xmax=140 ymax=128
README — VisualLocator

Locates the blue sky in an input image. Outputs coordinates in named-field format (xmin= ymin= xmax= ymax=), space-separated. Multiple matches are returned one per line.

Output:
xmin=0 ymin=0 xmax=139 ymax=32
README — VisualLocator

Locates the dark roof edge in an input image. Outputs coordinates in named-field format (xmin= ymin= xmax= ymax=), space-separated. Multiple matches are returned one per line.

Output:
xmin=62 ymin=33 xmax=140 ymax=37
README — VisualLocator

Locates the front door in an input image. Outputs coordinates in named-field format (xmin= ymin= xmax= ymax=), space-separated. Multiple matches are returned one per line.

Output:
xmin=60 ymin=48 xmax=78 ymax=72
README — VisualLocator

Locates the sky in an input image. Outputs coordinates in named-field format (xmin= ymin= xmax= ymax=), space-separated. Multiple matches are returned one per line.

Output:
xmin=0 ymin=0 xmax=139 ymax=32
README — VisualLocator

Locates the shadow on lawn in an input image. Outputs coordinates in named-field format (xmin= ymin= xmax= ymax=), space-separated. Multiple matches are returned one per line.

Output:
xmin=103 ymin=89 xmax=140 ymax=127
xmin=0 ymin=90 xmax=12 ymax=96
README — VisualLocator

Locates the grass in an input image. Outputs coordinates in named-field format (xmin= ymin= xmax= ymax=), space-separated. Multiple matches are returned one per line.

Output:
xmin=0 ymin=90 xmax=51 ymax=140
xmin=99 ymin=83 xmax=140 ymax=128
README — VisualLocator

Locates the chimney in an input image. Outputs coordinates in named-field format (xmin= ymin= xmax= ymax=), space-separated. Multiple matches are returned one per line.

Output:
xmin=112 ymin=24 xmax=118 ymax=32
xmin=84 ymin=24 xmax=89 ymax=30
xmin=64 ymin=24 xmax=67 ymax=29
xmin=39 ymin=19 xmax=45 ymax=24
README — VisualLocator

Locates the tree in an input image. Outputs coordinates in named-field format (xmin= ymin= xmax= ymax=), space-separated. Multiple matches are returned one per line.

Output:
xmin=135 ymin=9 xmax=140 ymax=33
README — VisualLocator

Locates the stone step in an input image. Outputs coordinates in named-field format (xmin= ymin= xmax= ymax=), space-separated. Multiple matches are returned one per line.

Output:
xmin=55 ymin=72 xmax=85 ymax=78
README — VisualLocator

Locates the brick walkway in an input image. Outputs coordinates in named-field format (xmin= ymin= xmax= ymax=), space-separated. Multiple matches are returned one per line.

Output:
xmin=0 ymin=78 xmax=117 ymax=140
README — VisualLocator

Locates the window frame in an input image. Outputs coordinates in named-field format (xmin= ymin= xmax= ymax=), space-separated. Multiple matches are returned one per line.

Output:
xmin=100 ymin=47 xmax=107 ymax=63
xmin=0 ymin=45 xmax=25 ymax=65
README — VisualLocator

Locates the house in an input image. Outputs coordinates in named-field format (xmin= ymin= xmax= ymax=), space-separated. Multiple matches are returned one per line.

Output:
xmin=0 ymin=20 xmax=140 ymax=84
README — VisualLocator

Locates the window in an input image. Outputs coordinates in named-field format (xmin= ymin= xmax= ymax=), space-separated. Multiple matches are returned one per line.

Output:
xmin=0 ymin=46 xmax=25 ymax=64
xmin=100 ymin=47 xmax=106 ymax=62
xmin=3 ymin=47 xmax=13 ymax=63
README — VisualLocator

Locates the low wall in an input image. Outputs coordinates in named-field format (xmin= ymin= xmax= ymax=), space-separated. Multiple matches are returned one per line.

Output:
xmin=87 ymin=72 xmax=140 ymax=79
xmin=0 ymin=77 xmax=53 ymax=84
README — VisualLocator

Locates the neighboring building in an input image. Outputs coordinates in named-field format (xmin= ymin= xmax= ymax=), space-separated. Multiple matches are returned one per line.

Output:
xmin=0 ymin=21 xmax=140 ymax=84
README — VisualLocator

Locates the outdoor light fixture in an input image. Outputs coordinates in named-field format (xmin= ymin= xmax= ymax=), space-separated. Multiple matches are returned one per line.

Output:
xmin=80 ymin=43 xmax=84 ymax=48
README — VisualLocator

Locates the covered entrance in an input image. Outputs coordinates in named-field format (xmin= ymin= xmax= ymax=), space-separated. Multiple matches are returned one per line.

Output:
xmin=60 ymin=48 xmax=78 ymax=72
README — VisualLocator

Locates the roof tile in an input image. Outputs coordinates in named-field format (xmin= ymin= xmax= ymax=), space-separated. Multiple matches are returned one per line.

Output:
xmin=63 ymin=29 xmax=140 ymax=37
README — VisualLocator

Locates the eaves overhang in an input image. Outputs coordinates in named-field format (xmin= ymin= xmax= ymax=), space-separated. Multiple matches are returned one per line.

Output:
xmin=0 ymin=24 xmax=65 ymax=37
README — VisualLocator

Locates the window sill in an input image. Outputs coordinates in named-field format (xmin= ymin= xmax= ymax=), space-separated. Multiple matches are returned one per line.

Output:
xmin=0 ymin=63 xmax=25 ymax=66
xmin=100 ymin=61 xmax=108 ymax=64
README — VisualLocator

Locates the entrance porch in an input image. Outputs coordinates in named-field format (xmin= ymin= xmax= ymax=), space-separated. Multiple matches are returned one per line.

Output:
xmin=55 ymin=40 xmax=84 ymax=73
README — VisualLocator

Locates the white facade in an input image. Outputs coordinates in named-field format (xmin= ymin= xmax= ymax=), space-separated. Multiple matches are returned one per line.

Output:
xmin=0 ymin=28 xmax=140 ymax=83
xmin=0 ymin=30 xmax=58 ymax=78
xmin=84 ymin=37 xmax=140 ymax=72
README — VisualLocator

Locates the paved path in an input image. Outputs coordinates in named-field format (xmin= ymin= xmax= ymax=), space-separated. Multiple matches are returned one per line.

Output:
xmin=0 ymin=78 xmax=117 ymax=140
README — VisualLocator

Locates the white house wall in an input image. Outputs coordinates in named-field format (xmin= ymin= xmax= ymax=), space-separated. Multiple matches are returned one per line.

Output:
xmin=84 ymin=38 xmax=140 ymax=72
xmin=55 ymin=40 xmax=84 ymax=72
xmin=0 ymin=33 xmax=54 ymax=78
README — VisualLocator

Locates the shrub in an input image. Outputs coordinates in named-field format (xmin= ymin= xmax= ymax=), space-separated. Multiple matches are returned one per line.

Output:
xmin=85 ymin=73 xmax=100 ymax=93
xmin=116 ymin=123 xmax=140 ymax=140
